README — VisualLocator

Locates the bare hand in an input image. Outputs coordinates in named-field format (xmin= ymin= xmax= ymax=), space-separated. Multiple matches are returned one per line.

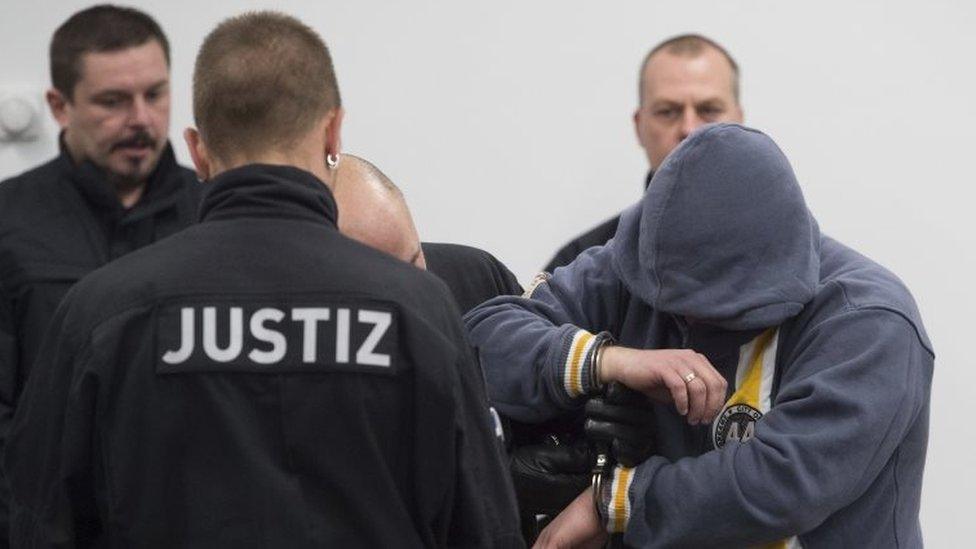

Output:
xmin=532 ymin=487 xmax=607 ymax=549
xmin=599 ymin=347 xmax=727 ymax=425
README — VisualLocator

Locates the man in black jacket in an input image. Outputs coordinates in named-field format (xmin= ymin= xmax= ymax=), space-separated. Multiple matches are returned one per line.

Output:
xmin=5 ymin=11 xmax=520 ymax=548
xmin=544 ymin=34 xmax=744 ymax=271
xmin=333 ymin=153 xmax=572 ymax=542
xmin=332 ymin=154 xmax=523 ymax=313
xmin=0 ymin=6 xmax=200 ymax=543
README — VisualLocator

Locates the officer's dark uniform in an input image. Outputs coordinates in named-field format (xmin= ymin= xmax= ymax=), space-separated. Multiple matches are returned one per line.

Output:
xmin=0 ymin=140 xmax=200 ymax=543
xmin=543 ymin=216 xmax=620 ymax=273
xmin=543 ymin=171 xmax=653 ymax=272
xmin=5 ymin=164 xmax=522 ymax=548
xmin=422 ymin=242 xmax=522 ymax=313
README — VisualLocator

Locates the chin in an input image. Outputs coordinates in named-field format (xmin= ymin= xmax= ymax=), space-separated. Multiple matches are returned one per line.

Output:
xmin=119 ymin=153 xmax=161 ymax=175
xmin=103 ymin=163 xmax=151 ymax=186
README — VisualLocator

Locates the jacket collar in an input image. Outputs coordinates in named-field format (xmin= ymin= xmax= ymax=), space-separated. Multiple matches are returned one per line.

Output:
xmin=199 ymin=164 xmax=338 ymax=228
xmin=56 ymin=133 xmax=187 ymax=219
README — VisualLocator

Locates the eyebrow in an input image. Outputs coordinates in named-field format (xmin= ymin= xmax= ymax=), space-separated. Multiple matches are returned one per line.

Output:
xmin=91 ymin=78 xmax=170 ymax=97
xmin=147 ymin=79 xmax=170 ymax=91
xmin=650 ymin=97 xmax=727 ymax=107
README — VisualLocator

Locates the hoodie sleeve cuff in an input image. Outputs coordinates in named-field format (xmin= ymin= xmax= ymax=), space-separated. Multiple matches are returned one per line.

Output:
xmin=599 ymin=465 xmax=636 ymax=534
xmin=557 ymin=329 xmax=611 ymax=399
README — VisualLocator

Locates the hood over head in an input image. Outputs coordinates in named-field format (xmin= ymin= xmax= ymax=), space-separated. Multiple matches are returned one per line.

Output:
xmin=611 ymin=123 xmax=820 ymax=330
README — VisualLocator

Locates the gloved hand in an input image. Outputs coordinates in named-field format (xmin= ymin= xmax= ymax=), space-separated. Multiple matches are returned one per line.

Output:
xmin=509 ymin=438 xmax=593 ymax=516
xmin=584 ymin=382 xmax=657 ymax=468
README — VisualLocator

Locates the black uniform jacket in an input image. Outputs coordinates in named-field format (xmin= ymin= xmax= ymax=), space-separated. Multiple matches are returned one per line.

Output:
xmin=543 ymin=171 xmax=653 ymax=272
xmin=4 ymin=164 xmax=521 ymax=548
xmin=422 ymin=242 xmax=523 ymax=314
xmin=0 ymin=141 xmax=200 ymax=543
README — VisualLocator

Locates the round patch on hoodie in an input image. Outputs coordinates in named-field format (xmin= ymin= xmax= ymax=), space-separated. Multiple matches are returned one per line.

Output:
xmin=712 ymin=403 xmax=763 ymax=448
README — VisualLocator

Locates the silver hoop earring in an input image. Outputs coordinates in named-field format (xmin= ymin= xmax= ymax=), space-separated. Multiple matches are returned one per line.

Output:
xmin=326 ymin=153 xmax=340 ymax=169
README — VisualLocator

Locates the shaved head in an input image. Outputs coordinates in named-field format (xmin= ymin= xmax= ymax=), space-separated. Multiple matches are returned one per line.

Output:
xmin=634 ymin=34 xmax=743 ymax=169
xmin=332 ymin=154 xmax=426 ymax=269
xmin=638 ymin=33 xmax=740 ymax=105
xmin=192 ymin=11 xmax=340 ymax=162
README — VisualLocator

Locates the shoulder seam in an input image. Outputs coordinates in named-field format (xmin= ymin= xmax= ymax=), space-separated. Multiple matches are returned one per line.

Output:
xmin=818 ymin=280 xmax=932 ymax=357
xmin=802 ymin=303 xmax=933 ymax=359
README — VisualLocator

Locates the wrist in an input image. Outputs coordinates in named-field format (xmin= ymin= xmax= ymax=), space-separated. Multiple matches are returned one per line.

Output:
xmin=589 ymin=335 xmax=614 ymax=393
xmin=600 ymin=465 xmax=635 ymax=534
xmin=598 ymin=346 xmax=623 ymax=385
xmin=562 ymin=329 xmax=615 ymax=399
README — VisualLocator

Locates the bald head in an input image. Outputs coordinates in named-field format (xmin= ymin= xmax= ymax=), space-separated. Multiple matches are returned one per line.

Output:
xmin=332 ymin=154 xmax=426 ymax=269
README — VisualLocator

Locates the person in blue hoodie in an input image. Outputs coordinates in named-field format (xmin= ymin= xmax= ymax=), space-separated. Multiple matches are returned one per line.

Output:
xmin=464 ymin=123 xmax=933 ymax=547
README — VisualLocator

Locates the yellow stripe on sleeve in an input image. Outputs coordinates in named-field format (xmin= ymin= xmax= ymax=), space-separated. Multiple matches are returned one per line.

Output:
xmin=610 ymin=466 xmax=634 ymax=533
xmin=564 ymin=330 xmax=595 ymax=397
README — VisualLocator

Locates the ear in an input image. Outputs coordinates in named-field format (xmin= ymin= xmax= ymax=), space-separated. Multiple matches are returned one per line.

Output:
xmin=732 ymin=103 xmax=745 ymax=124
xmin=183 ymin=127 xmax=211 ymax=181
xmin=633 ymin=107 xmax=650 ymax=151
xmin=324 ymin=107 xmax=345 ymax=159
xmin=46 ymin=88 xmax=70 ymax=128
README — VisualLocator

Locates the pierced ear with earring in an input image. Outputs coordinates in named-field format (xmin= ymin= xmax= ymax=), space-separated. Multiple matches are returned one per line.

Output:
xmin=326 ymin=153 xmax=340 ymax=170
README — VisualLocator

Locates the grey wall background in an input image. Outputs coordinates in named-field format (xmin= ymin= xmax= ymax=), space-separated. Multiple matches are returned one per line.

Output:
xmin=2 ymin=0 xmax=973 ymax=544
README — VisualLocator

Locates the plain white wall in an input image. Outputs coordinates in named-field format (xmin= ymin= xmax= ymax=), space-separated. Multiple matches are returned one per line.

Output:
xmin=2 ymin=0 xmax=973 ymax=544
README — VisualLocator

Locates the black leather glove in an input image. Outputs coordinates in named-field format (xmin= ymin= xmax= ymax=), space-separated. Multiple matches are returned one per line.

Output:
xmin=509 ymin=438 xmax=593 ymax=516
xmin=585 ymin=382 xmax=657 ymax=468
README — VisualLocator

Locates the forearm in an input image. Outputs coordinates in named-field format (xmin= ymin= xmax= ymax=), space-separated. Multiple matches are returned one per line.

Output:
xmin=464 ymin=244 xmax=624 ymax=421
xmin=466 ymin=297 xmax=609 ymax=421
xmin=599 ymin=312 xmax=931 ymax=547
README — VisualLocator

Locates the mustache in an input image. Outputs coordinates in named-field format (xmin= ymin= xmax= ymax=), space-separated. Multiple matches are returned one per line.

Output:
xmin=112 ymin=130 xmax=157 ymax=151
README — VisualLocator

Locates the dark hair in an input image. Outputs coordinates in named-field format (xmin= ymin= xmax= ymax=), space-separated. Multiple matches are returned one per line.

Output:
xmin=50 ymin=4 xmax=170 ymax=99
xmin=638 ymin=34 xmax=740 ymax=104
xmin=192 ymin=11 xmax=341 ymax=162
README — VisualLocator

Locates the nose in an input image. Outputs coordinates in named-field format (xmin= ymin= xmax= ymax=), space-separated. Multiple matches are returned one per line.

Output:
xmin=128 ymin=96 xmax=151 ymax=127
xmin=678 ymin=106 xmax=702 ymax=140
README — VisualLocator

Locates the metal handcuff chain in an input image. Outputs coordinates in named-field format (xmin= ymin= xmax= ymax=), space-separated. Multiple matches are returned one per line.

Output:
xmin=590 ymin=339 xmax=612 ymax=523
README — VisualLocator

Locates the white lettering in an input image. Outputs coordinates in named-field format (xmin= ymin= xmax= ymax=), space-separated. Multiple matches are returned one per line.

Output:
xmin=291 ymin=308 xmax=331 ymax=363
xmin=336 ymin=308 xmax=350 ymax=363
xmin=356 ymin=310 xmax=392 ymax=367
xmin=162 ymin=307 xmax=195 ymax=364
xmin=740 ymin=421 xmax=756 ymax=443
xmin=725 ymin=422 xmax=740 ymax=445
xmin=248 ymin=308 xmax=287 ymax=364
xmin=161 ymin=306 xmax=394 ymax=369
xmin=203 ymin=307 xmax=243 ymax=362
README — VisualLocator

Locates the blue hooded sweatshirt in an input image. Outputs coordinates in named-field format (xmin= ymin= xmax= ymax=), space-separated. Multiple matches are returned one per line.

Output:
xmin=464 ymin=124 xmax=933 ymax=547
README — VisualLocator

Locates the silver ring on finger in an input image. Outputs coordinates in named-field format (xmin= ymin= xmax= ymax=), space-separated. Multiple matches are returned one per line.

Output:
xmin=683 ymin=372 xmax=697 ymax=384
